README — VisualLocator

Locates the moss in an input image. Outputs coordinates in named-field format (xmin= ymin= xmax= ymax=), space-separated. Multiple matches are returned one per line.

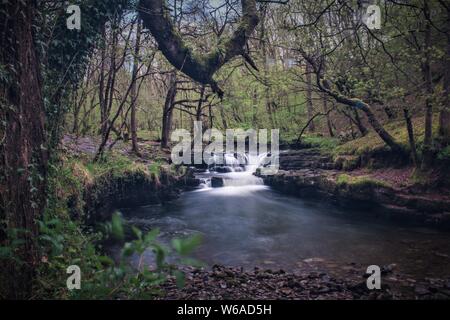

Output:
xmin=334 ymin=155 xmax=360 ymax=171
xmin=335 ymin=115 xmax=440 ymax=157
xmin=336 ymin=173 xmax=391 ymax=189
xmin=302 ymin=135 xmax=340 ymax=153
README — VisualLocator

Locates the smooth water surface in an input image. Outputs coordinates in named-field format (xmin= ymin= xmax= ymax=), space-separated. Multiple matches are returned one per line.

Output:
xmin=120 ymin=170 xmax=450 ymax=279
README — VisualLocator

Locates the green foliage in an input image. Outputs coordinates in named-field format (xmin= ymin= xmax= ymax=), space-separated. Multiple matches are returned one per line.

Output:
xmin=0 ymin=153 xmax=200 ymax=299
xmin=302 ymin=135 xmax=340 ymax=153
xmin=70 ymin=214 xmax=202 ymax=299
xmin=148 ymin=161 xmax=164 ymax=177
xmin=0 ymin=227 xmax=29 ymax=266
xmin=437 ymin=146 xmax=450 ymax=161
xmin=111 ymin=212 xmax=125 ymax=241
xmin=85 ymin=153 xmax=136 ymax=177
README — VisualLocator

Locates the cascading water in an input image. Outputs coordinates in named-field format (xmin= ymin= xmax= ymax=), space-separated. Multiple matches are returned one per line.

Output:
xmin=198 ymin=153 xmax=269 ymax=189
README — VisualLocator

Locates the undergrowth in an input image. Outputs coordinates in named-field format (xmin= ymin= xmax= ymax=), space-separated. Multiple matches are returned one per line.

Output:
xmin=2 ymin=153 xmax=198 ymax=299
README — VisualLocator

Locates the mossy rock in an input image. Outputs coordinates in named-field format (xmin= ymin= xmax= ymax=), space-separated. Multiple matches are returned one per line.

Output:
xmin=334 ymin=155 xmax=360 ymax=171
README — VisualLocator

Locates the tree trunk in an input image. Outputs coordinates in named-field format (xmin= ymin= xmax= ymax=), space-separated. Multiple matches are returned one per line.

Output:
xmin=260 ymin=5 xmax=275 ymax=128
xmin=305 ymin=62 xmax=315 ymax=132
xmin=196 ymin=86 xmax=206 ymax=122
xmin=161 ymin=73 xmax=177 ymax=149
xmin=361 ymin=103 xmax=403 ymax=152
xmin=439 ymin=7 xmax=450 ymax=146
xmin=98 ymin=26 xmax=109 ymax=137
xmin=422 ymin=1 xmax=434 ymax=169
xmin=130 ymin=19 xmax=142 ymax=155
xmin=353 ymin=109 xmax=368 ymax=137
xmin=0 ymin=1 xmax=48 ymax=299
xmin=404 ymin=108 xmax=419 ymax=167
xmin=323 ymin=93 xmax=334 ymax=137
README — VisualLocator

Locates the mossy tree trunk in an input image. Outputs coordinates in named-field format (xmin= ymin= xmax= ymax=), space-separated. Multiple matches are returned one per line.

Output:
xmin=0 ymin=1 xmax=48 ymax=299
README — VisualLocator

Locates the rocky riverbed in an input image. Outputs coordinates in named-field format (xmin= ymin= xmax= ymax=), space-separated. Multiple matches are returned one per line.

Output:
xmin=158 ymin=264 xmax=450 ymax=300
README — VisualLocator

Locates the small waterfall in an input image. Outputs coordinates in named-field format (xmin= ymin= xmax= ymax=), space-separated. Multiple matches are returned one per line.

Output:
xmin=200 ymin=152 xmax=268 ymax=188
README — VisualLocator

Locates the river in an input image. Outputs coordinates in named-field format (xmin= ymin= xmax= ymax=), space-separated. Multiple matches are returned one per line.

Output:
xmin=117 ymin=156 xmax=450 ymax=280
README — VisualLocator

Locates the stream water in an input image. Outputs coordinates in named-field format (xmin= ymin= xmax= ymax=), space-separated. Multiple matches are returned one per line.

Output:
xmin=117 ymin=155 xmax=450 ymax=280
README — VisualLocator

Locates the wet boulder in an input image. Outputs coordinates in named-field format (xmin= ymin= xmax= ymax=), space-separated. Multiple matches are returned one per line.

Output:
xmin=211 ymin=177 xmax=224 ymax=188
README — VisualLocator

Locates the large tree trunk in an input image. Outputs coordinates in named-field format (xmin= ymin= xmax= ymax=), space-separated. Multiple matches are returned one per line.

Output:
xmin=161 ymin=73 xmax=177 ymax=149
xmin=130 ymin=19 xmax=143 ymax=156
xmin=0 ymin=1 xmax=48 ymax=299
xmin=439 ymin=6 xmax=450 ymax=146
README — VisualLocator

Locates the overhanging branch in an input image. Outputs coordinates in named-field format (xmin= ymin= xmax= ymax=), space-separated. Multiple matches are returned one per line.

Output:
xmin=138 ymin=0 xmax=259 ymax=97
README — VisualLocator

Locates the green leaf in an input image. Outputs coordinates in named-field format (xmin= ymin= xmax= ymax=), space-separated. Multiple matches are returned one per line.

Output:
xmin=122 ymin=242 xmax=134 ymax=257
xmin=172 ymin=234 xmax=202 ymax=256
xmin=144 ymin=228 xmax=159 ymax=244
xmin=111 ymin=212 xmax=124 ymax=241
xmin=174 ymin=270 xmax=185 ymax=288
xmin=132 ymin=226 xmax=142 ymax=240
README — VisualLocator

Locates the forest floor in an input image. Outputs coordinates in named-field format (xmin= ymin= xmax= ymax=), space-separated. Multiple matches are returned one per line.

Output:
xmin=349 ymin=167 xmax=450 ymax=201
xmin=62 ymin=134 xmax=172 ymax=164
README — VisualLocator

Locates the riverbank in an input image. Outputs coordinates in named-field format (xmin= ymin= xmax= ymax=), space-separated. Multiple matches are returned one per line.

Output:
xmin=61 ymin=135 xmax=199 ymax=222
xmin=256 ymin=147 xmax=450 ymax=228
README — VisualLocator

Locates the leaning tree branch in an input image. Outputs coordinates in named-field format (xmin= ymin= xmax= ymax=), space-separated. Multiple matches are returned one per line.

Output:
xmin=298 ymin=49 xmax=406 ymax=154
xmin=138 ymin=0 xmax=259 ymax=97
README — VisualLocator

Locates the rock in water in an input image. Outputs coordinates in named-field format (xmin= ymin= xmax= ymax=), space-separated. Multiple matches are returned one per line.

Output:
xmin=215 ymin=166 xmax=233 ymax=173
xmin=211 ymin=177 xmax=224 ymax=188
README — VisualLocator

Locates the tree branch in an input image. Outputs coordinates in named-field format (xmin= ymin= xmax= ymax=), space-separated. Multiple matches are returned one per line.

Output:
xmin=138 ymin=0 xmax=259 ymax=98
